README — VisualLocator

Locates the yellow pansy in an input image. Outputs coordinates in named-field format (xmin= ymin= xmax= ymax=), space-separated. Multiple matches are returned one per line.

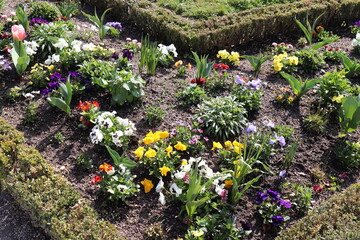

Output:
xmin=145 ymin=148 xmax=157 ymax=158
xmin=232 ymin=140 xmax=244 ymax=148
xmin=224 ymin=141 xmax=233 ymax=150
xmin=143 ymin=136 xmax=155 ymax=145
xmin=181 ymin=159 xmax=188 ymax=165
xmin=157 ymin=131 xmax=169 ymax=139
xmin=165 ymin=145 xmax=173 ymax=157
xmin=228 ymin=51 xmax=240 ymax=64
xmin=224 ymin=179 xmax=234 ymax=188
xmin=274 ymin=62 xmax=283 ymax=72
xmin=211 ymin=141 xmax=223 ymax=150
xmin=133 ymin=147 xmax=145 ymax=159
xmin=217 ymin=49 xmax=230 ymax=59
xmin=288 ymin=97 xmax=294 ymax=103
xmin=140 ymin=178 xmax=154 ymax=193
xmin=233 ymin=147 xmax=241 ymax=154
xmin=191 ymin=230 xmax=204 ymax=237
xmin=288 ymin=56 xmax=299 ymax=65
xmin=159 ymin=166 xmax=171 ymax=176
xmin=174 ymin=142 xmax=187 ymax=151
xmin=48 ymin=65 xmax=54 ymax=71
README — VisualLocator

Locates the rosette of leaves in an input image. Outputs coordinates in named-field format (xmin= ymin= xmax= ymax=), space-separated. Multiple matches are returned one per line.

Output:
xmin=29 ymin=1 xmax=60 ymax=21
xmin=195 ymin=96 xmax=247 ymax=140
xmin=334 ymin=139 xmax=360 ymax=168
xmin=294 ymin=49 xmax=325 ymax=73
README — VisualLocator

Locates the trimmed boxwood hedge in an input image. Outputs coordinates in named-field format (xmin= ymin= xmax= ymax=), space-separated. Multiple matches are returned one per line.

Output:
xmin=276 ymin=183 xmax=360 ymax=240
xmin=0 ymin=117 xmax=125 ymax=240
xmin=82 ymin=0 xmax=360 ymax=53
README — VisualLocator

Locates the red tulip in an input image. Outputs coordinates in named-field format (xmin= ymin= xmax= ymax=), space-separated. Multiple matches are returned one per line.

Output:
xmin=11 ymin=25 xmax=26 ymax=41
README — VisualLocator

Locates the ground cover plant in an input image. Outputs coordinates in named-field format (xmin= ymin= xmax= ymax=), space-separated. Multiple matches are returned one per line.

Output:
xmin=0 ymin=0 xmax=359 ymax=239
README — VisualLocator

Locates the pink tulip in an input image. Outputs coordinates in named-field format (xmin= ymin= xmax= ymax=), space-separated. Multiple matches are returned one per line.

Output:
xmin=11 ymin=25 xmax=26 ymax=41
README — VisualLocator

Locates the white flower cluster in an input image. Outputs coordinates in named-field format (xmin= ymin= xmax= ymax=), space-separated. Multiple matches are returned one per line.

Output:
xmin=351 ymin=33 xmax=360 ymax=47
xmin=44 ymin=54 xmax=60 ymax=65
xmin=158 ymin=43 xmax=178 ymax=58
xmin=90 ymin=111 xmax=136 ymax=148
xmin=24 ymin=40 xmax=39 ymax=56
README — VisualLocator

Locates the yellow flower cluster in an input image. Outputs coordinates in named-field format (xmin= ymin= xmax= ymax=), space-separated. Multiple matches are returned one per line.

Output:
xmin=210 ymin=140 xmax=244 ymax=154
xmin=217 ymin=49 xmax=240 ymax=65
xmin=29 ymin=63 xmax=54 ymax=74
xmin=332 ymin=95 xmax=344 ymax=103
xmin=273 ymin=52 xmax=298 ymax=72
xmin=142 ymin=131 xmax=169 ymax=145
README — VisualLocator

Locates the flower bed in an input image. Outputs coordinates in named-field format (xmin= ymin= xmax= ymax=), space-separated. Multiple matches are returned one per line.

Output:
xmin=0 ymin=0 xmax=359 ymax=239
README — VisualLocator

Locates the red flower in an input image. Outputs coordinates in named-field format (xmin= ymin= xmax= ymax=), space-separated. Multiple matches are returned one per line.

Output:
xmin=76 ymin=101 xmax=100 ymax=111
xmin=213 ymin=63 xmax=219 ymax=69
xmin=91 ymin=175 xmax=102 ymax=184
xmin=324 ymin=45 xmax=328 ymax=48
xmin=1 ymin=34 xmax=8 ymax=38
xmin=3 ymin=47 xmax=11 ymax=53
xmin=196 ymin=78 xmax=206 ymax=86
xmin=92 ymin=101 xmax=100 ymax=108
xmin=335 ymin=48 xmax=339 ymax=51
xmin=313 ymin=184 xmax=323 ymax=193
xmin=338 ymin=172 xmax=348 ymax=179
xmin=190 ymin=79 xmax=196 ymax=84
xmin=219 ymin=63 xmax=229 ymax=70
xmin=328 ymin=48 xmax=333 ymax=51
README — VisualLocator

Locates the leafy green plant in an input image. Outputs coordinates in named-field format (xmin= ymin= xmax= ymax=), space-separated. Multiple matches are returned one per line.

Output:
xmin=176 ymin=85 xmax=207 ymax=106
xmin=317 ymin=70 xmax=351 ymax=108
xmin=23 ymin=101 xmax=38 ymax=124
xmin=16 ymin=5 xmax=29 ymax=31
xmin=231 ymin=79 xmax=263 ymax=112
xmin=334 ymin=139 xmax=360 ymax=168
xmin=75 ymin=153 xmax=93 ymax=171
xmin=280 ymin=72 xmax=321 ymax=99
xmin=282 ymin=182 xmax=313 ymax=215
xmin=54 ymin=132 xmax=65 ymax=144
xmin=303 ymin=111 xmax=328 ymax=134
xmin=338 ymin=95 xmax=360 ymax=137
xmin=193 ymin=51 xmax=214 ymax=79
xmin=139 ymin=36 xmax=160 ymax=75
xmin=82 ymin=8 xmax=118 ymax=40
xmin=283 ymin=141 xmax=298 ymax=169
xmin=47 ymin=76 xmax=73 ymax=115
xmin=339 ymin=54 xmax=360 ymax=78
xmin=56 ymin=1 xmax=79 ymax=19
xmin=185 ymin=161 xmax=212 ymax=220
xmin=195 ymin=96 xmax=247 ymax=140
xmin=144 ymin=105 xmax=166 ymax=126
xmin=29 ymin=1 xmax=60 ymax=21
xmin=295 ymin=13 xmax=324 ymax=45
xmin=294 ymin=49 xmax=325 ymax=72
xmin=242 ymin=53 xmax=271 ymax=78
xmin=145 ymin=222 xmax=166 ymax=240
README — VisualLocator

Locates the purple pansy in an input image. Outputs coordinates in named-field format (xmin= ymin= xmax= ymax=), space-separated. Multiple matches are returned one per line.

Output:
xmin=271 ymin=215 xmax=284 ymax=226
xmin=245 ymin=123 xmax=257 ymax=134
xmin=105 ymin=22 xmax=122 ymax=32
xmin=255 ymin=192 xmax=268 ymax=204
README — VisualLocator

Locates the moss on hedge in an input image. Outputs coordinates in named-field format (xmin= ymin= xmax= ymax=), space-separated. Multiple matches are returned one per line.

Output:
xmin=0 ymin=117 xmax=125 ymax=240
xmin=276 ymin=183 xmax=360 ymax=240
xmin=83 ymin=0 xmax=360 ymax=52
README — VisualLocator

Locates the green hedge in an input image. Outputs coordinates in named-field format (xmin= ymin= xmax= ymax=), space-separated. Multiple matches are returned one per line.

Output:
xmin=0 ymin=117 xmax=125 ymax=240
xmin=82 ymin=0 xmax=360 ymax=52
xmin=276 ymin=183 xmax=360 ymax=240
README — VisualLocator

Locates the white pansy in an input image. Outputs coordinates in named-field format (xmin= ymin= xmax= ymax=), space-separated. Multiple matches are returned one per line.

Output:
xmin=117 ymin=184 xmax=129 ymax=192
xmin=107 ymin=168 xmax=115 ymax=176
xmin=44 ymin=54 xmax=60 ymax=65
xmin=71 ymin=40 xmax=82 ymax=52
xmin=170 ymin=182 xmax=182 ymax=197
xmin=155 ymin=178 xmax=164 ymax=192
xmin=53 ymin=38 xmax=69 ymax=50
xmin=82 ymin=42 xmax=96 ymax=51
xmin=107 ymin=189 xmax=115 ymax=194
xmin=118 ymin=164 xmax=126 ymax=174
xmin=159 ymin=192 xmax=166 ymax=205
xmin=158 ymin=43 xmax=178 ymax=57
xmin=174 ymin=171 xmax=186 ymax=179
xmin=90 ymin=127 xmax=104 ymax=144
xmin=23 ymin=93 xmax=35 ymax=99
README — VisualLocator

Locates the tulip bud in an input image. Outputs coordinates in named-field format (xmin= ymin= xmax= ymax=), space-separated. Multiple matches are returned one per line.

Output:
xmin=11 ymin=25 xmax=26 ymax=41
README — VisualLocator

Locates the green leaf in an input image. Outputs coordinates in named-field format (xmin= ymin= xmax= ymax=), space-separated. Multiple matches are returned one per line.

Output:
xmin=47 ymin=97 xmax=71 ymax=114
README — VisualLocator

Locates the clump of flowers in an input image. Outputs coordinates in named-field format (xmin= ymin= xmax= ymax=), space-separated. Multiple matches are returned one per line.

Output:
xmin=30 ymin=17 xmax=49 ymax=25
xmin=232 ymin=76 xmax=264 ymax=112
xmin=322 ymin=45 xmax=345 ymax=63
xmin=158 ymin=43 xmax=178 ymax=66
xmin=256 ymin=189 xmax=291 ymax=228
xmin=216 ymin=49 xmax=240 ymax=65
xmin=274 ymin=87 xmax=296 ymax=105
xmin=91 ymin=162 xmax=139 ymax=201
xmin=90 ymin=111 xmax=136 ymax=148
xmin=271 ymin=42 xmax=294 ymax=55
xmin=0 ymin=55 xmax=12 ymax=71
xmin=174 ymin=60 xmax=191 ymax=77
xmin=28 ymin=63 xmax=55 ymax=88
xmin=76 ymin=100 xmax=100 ymax=127
xmin=134 ymin=130 xmax=184 ymax=177
xmin=273 ymin=52 xmax=299 ymax=72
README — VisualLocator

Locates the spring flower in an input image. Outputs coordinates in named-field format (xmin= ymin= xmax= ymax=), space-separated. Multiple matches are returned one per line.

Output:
xmin=53 ymin=38 xmax=68 ymax=50
xmin=278 ymin=199 xmax=291 ymax=208
xmin=217 ymin=49 xmax=230 ymax=59
xmin=174 ymin=142 xmax=187 ymax=151
xmin=267 ymin=189 xmax=280 ymax=199
xmin=155 ymin=178 xmax=164 ymax=192
xmin=271 ymin=215 xmax=284 ymax=226
xmin=105 ymin=21 xmax=122 ymax=32
xmin=224 ymin=179 xmax=233 ymax=188
xmin=158 ymin=43 xmax=178 ymax=57
xmin=211 ymin=141 xmax=223 ymax=150
xmin=141 ymin=178 xmax=154 ymax=193
xmin=170 ymin=182 xmax=182 ymax=197
xmin=145 ymin=148 xmax=157 ymax=158
xmin=159 ymin=166 xmax=171 ymax=176
xmin=187 ymin=63 xmax=192 ymax=70
xmin=99 ymin=162 xmax=113 ymax=173
xmin=288 ymin=56 xmax=299 ymax=65
xmin=245 ymin=123 xmax=257 ymax=134
xmin=274 ymin=62 xmax=283 ymax=72
xmin=263 ymin=120 xmax=275 ymax=128
xmin=158 ymin=192 xmax=166 ymax=205
xmin=228 ymin=51 xmax=240 ymax=64
xmin=142 ymin=136 xmax=155 ymax=145
xmin=165 ymin=145 xmax=173 ymax=157
xmin=181 ymin=159 xmax=188 ymax=165
xmin=90 ymin=175 xmax=102 ymax=184
xmin=278 ymin=170 xmax=287 ymax=178
xmin=332 ymin=95 xmax=344 ymax=103
xmin=255 ymin=192 xmax=268 ymax=204
xmin=157 ymin=131 xmax=170 ymax=139
xmin=11 ymin=25 xmax=26 ymax=41
xmin=174 ymin=60 xmax=183 ymax=67
xmin=288 ymin=97 xmax=294 ymax=103
xmin=313 ymin=184 xmax=323 ymax=193
xmin=224 ymin=141 xmax=233 ymax=150
xmin=134 ymin=147 xmax=145 ymax=159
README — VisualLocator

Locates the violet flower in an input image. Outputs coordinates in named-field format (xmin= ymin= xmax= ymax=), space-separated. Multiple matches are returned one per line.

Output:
xmin=255 ymin=192 xmax=268 ymax=204
xmin=245 ymin=123 xmax=257 ymax=134
xmin=105 ymin=22 xmax=122 ymax=32
xmin=267 ymin=189 xmax=280 ymax=198
xmin=122 ymin=49 xmax=133 ymax=60
xmin=30 ymin=18 xmax=48 ymax=25
xmin=271 ymin=215 xmax=284 ymax=226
